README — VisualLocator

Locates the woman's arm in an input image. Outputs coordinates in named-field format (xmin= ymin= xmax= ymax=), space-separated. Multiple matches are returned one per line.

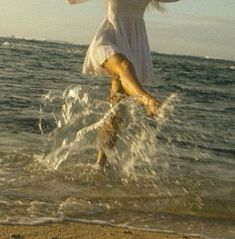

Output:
xmin=65 ymin=0 xmax=88 ymax=5
xmin=66 ymin=0 xmax=180 ymax=4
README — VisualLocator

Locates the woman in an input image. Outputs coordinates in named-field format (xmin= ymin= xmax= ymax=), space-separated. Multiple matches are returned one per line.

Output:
xmin=66 ymin=0 xmax=179 ymax=165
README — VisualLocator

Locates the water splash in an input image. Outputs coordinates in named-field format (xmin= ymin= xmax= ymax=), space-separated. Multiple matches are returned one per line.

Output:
xmin=38 ymin=84 xmax=206 ymax=212
xmin=39 ymin=85 xmax=178 ymax=173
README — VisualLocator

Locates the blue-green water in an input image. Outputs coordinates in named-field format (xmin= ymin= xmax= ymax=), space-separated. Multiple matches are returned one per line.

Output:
xmin=0 ymin=37 xmax=234 ymax=238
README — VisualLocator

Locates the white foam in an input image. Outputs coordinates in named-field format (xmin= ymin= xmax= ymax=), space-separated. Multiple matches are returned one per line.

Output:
xmin=2 ymin=41 xmax=10 ymax=46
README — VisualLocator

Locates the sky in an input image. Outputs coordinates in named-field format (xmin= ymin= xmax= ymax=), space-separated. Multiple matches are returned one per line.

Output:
xmin=0 ymin=0 xmax=234 ymax=60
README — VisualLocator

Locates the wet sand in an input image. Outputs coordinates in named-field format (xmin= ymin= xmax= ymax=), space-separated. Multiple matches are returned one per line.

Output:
xmin=0 ymin=222 xmax=204 ymax=239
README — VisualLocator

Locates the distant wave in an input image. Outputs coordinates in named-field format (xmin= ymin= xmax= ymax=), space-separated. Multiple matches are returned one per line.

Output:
xmin=0 ymin=35 xmax=84 ymax=47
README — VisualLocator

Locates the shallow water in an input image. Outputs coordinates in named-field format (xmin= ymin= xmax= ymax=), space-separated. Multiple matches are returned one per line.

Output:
xmin=0 ymin=37 xmax=234 ymax=238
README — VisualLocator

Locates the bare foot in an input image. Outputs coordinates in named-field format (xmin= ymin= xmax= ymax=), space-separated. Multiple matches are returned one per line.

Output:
xmin=146 ymin=97 xmax=161 ymax=117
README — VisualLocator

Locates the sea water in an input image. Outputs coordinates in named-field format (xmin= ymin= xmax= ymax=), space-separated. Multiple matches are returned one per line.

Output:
xmin=0 ymin=37 xmax=234 ymax=238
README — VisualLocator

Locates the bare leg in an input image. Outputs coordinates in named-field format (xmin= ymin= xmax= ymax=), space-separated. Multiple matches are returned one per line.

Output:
xmin=97 ymin=54 xmax=161 ymax=166
xmin=96 ymin=74 xmax=125 ymax=166
xmin=103 ymin=54 xmax=161 ymax=116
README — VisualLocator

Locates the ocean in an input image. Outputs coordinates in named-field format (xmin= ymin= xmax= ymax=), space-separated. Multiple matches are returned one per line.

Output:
xmin=0 ymin=36 xmax=234 ymax=238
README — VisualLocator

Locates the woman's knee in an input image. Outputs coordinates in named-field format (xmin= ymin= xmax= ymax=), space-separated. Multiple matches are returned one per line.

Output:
xmin=103 ymin=54 xmax=133 ymax=76
xmin=119 ymin=58 xmax=134 ymax=76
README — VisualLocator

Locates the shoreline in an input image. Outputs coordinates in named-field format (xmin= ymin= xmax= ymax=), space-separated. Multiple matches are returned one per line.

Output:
xmin=0 ymin=222 xmax=205 ymax=239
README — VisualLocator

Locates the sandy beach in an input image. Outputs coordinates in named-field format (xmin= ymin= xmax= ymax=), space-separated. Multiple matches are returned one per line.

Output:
xmin=0 ymin=222 xmax=204 ymax=239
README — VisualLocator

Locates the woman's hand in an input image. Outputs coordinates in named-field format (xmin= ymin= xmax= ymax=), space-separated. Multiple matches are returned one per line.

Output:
xmin=66 ymin=0 xmax=77 ymax=4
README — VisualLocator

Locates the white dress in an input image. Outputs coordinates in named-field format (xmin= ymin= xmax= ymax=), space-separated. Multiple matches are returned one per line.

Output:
xmin=82 ymin=0 xmax=155 ymax=83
